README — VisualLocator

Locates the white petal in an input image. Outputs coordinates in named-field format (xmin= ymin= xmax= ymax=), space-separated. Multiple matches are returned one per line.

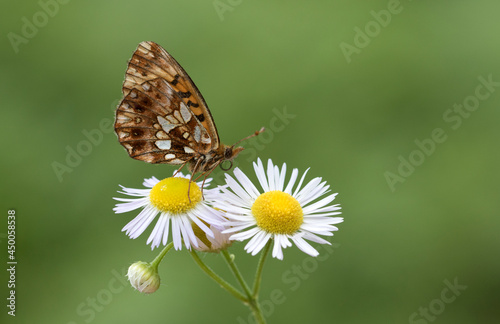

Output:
xmin=225 ymin=173 xmax=252 ymax=202
xmin=295 ymin=177 xmax=322 ymax=203
xmin=276 ymin=163 xmax=286 ymax=191
xmin=302 ymin=231 xmax=331 ymax=245
xmin=291 ymin=235 xmax=319 ymax=257
xmin=189 ymin=211 xmax=214 ymax=238
xmin=244 ymin=231 xmax=263 ymax=253
xmin=272 ymin=236 xmax=284 ymax=260
xmin=196 ymin=177 xmax=212 ymax=188
xmin=302 ymin=216 xmax=343 ymax=224
xmin=299 ymin=181 xmax=330 ymax=207
xmin=233 ymin=168 xmax=261 ymax=199
xmin=223 ymin=222 xmax=255 ymax=234
xmin=299 ymin=183 xmax=330 ymax=206
xmin=118 ymin=186 xmax=151 ymax=196
xmin=143 ymin=177 xmax=160 ymax=187
xmin=180 ymin=216 xmax=198 ymax=249
xmin=230 ymin=227 xmax=260 ymax=241
xmin=147 ymin=214 xmax=168 ymax=249
xmin=200 ymin=187 xmax=220 ymax=202
xmin=113 ymin=198 xmax=149 ymax=213
xmin=216 ymin=203 xmax=251 ymax=216
xmin=113 ymin=197 xmax=143 ymax=203
xmin=281 ymin=235 xmax=292 ymax=248
xmin=245 ymin=230 xmax=270 ymax=255
xmin=161 ymin=213 xmax=171 ymax=246
xmin=217 ymin=188 xmax=250 ymax=209
xmin=192 ymin=204 xmax=223 ymax=227
xmin=253 ymin=159 xmax=270 ymax=192
xmin=266 ymin=159 xmax=276 ymax=191
xmin=122 ymin=206 xmax=158 ymax=238
xmin=171 ymin=217 xmax=182 ymax=250
xmin=301 ymin=222 xmax=338 ymax=234
xmin=284 ymin=168 xmax=299 ymax=194
xmin=303 ymin=204 xmax=341 ymax=215
xmin=121 ymin=206 xmax=150 ymax=233
xmin=252 ymin=231 xmax=272 ymax=255
xmin=292 ymin=167 xmax=310 ymax=197
xmin=223 ymin=214 xmax=255 ymax=223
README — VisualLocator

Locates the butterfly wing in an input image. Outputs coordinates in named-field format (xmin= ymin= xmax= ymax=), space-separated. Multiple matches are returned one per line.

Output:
xmin=121 ymin=41 xmax=219 ymax=147
xmin=115 ymin=42 xmax=217 ymax=164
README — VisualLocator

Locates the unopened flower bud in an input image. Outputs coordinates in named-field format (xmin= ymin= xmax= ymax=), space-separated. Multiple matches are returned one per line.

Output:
xmin=127 ymin=261 xmax=161 ymax=294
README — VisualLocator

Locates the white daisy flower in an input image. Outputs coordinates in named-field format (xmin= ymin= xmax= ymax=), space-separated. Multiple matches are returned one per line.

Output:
xmin=215 ymin=159 xmax=343 ymax=260
xmin=113 ymin=173 xmax=224 ymax=250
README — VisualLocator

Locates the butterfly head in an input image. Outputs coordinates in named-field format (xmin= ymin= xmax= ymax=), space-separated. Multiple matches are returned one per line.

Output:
xmin=225 ymin=145 xmax=244 ymax=160
xmin=218 ymin=145 xmax=243 ymax=171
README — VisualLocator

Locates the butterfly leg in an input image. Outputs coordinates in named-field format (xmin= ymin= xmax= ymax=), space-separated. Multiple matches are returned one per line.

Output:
xmin=188 ymin=179 xmax=192 ymax=203
xmin=173 ymin=158 xmax=197 ymax=202
xmin=192 ymin=172 xmax=206 ymax=200
xmin=187 ymin=157 xmax=205 ymax=203
xmin=195 ymin=160 xmax=223 ymax=200
xmin=173 ymin=159 xmax=190 ymax=177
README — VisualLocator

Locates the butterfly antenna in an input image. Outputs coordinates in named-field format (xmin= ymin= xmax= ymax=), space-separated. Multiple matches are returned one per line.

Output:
xmin=232 ymin=127 xmax=265 ymax=147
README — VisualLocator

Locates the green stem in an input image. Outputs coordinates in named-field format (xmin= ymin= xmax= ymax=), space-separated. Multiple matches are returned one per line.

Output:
xmin=252 ymin=240 xmax=272 ymax=298
xmin=151 ymin=242 xmax=174 ymax=271
xmin=249 ymin=301 xmax=266 ymax=324
xmin=222 ymin=250 xmax=253 ymax=300
xmin=221 ymin=248 xmax=269 ymax=324
xmin=189 ymin=249 xmax=247 ymax=303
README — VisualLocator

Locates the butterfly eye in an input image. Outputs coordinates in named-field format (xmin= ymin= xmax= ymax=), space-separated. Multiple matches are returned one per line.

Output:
xmin=220 ymin=160 xmax=233 ymax=171
xmin=224 ymin=147 xmax=233 ymax=159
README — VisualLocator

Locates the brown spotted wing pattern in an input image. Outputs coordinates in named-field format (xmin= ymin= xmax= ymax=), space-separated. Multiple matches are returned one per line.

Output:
xmin=115 ymin=41 xmax=263 ymax=176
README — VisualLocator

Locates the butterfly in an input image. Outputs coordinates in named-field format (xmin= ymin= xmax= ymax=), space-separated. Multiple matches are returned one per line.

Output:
xmin=114 ymin=41 xmax=264 ymax=188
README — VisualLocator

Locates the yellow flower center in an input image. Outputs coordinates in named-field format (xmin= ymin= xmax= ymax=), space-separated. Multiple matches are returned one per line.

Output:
xmin=251 ymin=190 xmax=303 ymax=235
xmin=149 ymin=177 xmax=201 ymax=214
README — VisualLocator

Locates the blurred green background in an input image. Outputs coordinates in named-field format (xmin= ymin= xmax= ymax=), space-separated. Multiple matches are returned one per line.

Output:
xmin=1 ymin=1 xmax=499 ymax=323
